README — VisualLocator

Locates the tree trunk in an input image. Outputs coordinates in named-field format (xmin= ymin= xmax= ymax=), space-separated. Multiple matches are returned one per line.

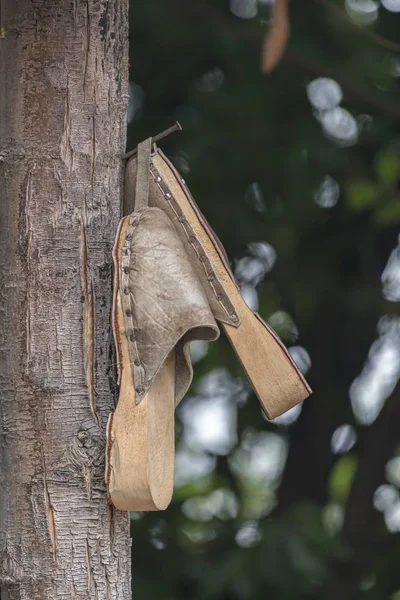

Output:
xmin=0 ymin=1 xmax=131 ymax=598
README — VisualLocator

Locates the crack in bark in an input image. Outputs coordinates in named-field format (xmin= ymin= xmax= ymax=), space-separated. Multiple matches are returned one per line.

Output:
xmin=106 ymin=503 xmax=115 ymax=553
xmin=85 ymin=464 xmax=93 ymax=501
xmin=91 ymin=114 xmax=96 ymax=187
xmin=24 ymin=171 xmax=33 ymax=371
xmin=83 ymin=0 xmax=90 ymax=99
xmin=61 ymin=85 xmax=73 ymax=172
xmin=80 ymin=217 xmax=99 ymax=426
xmin=41 ymin=450 xmax=57 ymax=563
xmin=85 ymin=538 xmax=92 ymax=593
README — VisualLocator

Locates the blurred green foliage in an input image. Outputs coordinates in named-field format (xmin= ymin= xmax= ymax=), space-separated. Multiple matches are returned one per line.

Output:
xmin=127 ymin=1 xmax=400 ymax=598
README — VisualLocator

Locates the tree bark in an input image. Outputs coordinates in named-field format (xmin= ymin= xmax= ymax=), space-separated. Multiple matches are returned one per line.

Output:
xmin=0 ymin=1 xmax=131 ymax=598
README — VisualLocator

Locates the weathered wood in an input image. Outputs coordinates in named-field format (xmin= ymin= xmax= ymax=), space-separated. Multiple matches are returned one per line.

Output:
xmin=0 ymin=1 xmax=131 ymax=598
xmin=107 ymin=217 xmax=175 ymax=511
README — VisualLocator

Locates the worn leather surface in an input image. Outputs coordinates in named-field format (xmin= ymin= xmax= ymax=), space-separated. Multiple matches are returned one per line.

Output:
xmin=116 ymin=206 xmax=220 ymax=405
xmin=125 ymin=152 xmax=241 ymax=327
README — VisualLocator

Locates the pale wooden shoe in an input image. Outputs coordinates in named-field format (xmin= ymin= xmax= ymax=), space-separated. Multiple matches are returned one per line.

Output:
xmin=125 ymin=142 xmax=311 ymax=419
xmin=106 ymin=218 xmax=175 ymax=510
xmin=106 ymin=140 xmax=219 ymax=511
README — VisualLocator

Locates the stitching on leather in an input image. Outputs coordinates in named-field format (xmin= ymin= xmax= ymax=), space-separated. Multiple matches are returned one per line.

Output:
xmin=120 ymin=212 xmax=147 ymax=403
xmin=149 ymin=165 xmax=239 ymax=324
xmin=159 ymin=149 xmax=241 ymax=292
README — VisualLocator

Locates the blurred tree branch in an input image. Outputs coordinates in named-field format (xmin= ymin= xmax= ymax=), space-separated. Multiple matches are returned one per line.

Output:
xmin=276 ymin=290 xmax=352 ymax=512
xmin=167 ymin=0 xmax=400 ymax=122
xmin=326 ymin=382 xmax=400 ymax=599
xmin=313 ymin=0 xmax=400 ymax=54
xmin=286 ymin=51 xmax=400 ymax=120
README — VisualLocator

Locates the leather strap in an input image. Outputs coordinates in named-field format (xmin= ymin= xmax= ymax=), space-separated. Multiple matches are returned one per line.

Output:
xmin=134 ymin=137 xmax=152 ymax=211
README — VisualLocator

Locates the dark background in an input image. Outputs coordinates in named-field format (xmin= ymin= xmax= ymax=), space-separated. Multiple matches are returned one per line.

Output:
xmin=127 ymin=1 xmax=400 ymax=598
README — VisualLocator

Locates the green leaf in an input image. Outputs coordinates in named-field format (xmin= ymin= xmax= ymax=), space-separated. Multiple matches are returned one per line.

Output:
xmin=345 ymin=179 xmax=380 ymax=211
xmin=374 ymin=149 xmax=400 ymax=186
xmin=329 ymin=454 xmax=357 ymax=504
xmin=373 ymin=197 xmax=400 ymax=226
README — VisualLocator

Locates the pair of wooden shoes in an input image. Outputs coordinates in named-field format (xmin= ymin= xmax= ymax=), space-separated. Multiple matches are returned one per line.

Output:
xmin=106 ymin=135 xmax=311 ymax=511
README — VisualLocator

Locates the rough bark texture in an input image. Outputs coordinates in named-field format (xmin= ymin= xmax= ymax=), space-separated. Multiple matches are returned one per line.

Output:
xmin=0 ymin=1 xmax=131 ymax=598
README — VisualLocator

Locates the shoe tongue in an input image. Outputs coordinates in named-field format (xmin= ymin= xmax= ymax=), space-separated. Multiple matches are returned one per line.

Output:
xmin=119 ymin=207 xmax=219 ymax=405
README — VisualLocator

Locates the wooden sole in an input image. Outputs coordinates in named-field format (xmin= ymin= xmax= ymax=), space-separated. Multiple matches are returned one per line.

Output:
xmin=106 ymin=218 xmax=175 ymax=511
xmin=153 ymin=152 xmax=311 ymax=419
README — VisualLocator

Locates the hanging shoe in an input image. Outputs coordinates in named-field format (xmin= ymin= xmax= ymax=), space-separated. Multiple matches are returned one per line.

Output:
xmin=106 ymin=139 xmax=219 ymax=511
xmin=125 ymin=136 xmax=311 ymax=420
